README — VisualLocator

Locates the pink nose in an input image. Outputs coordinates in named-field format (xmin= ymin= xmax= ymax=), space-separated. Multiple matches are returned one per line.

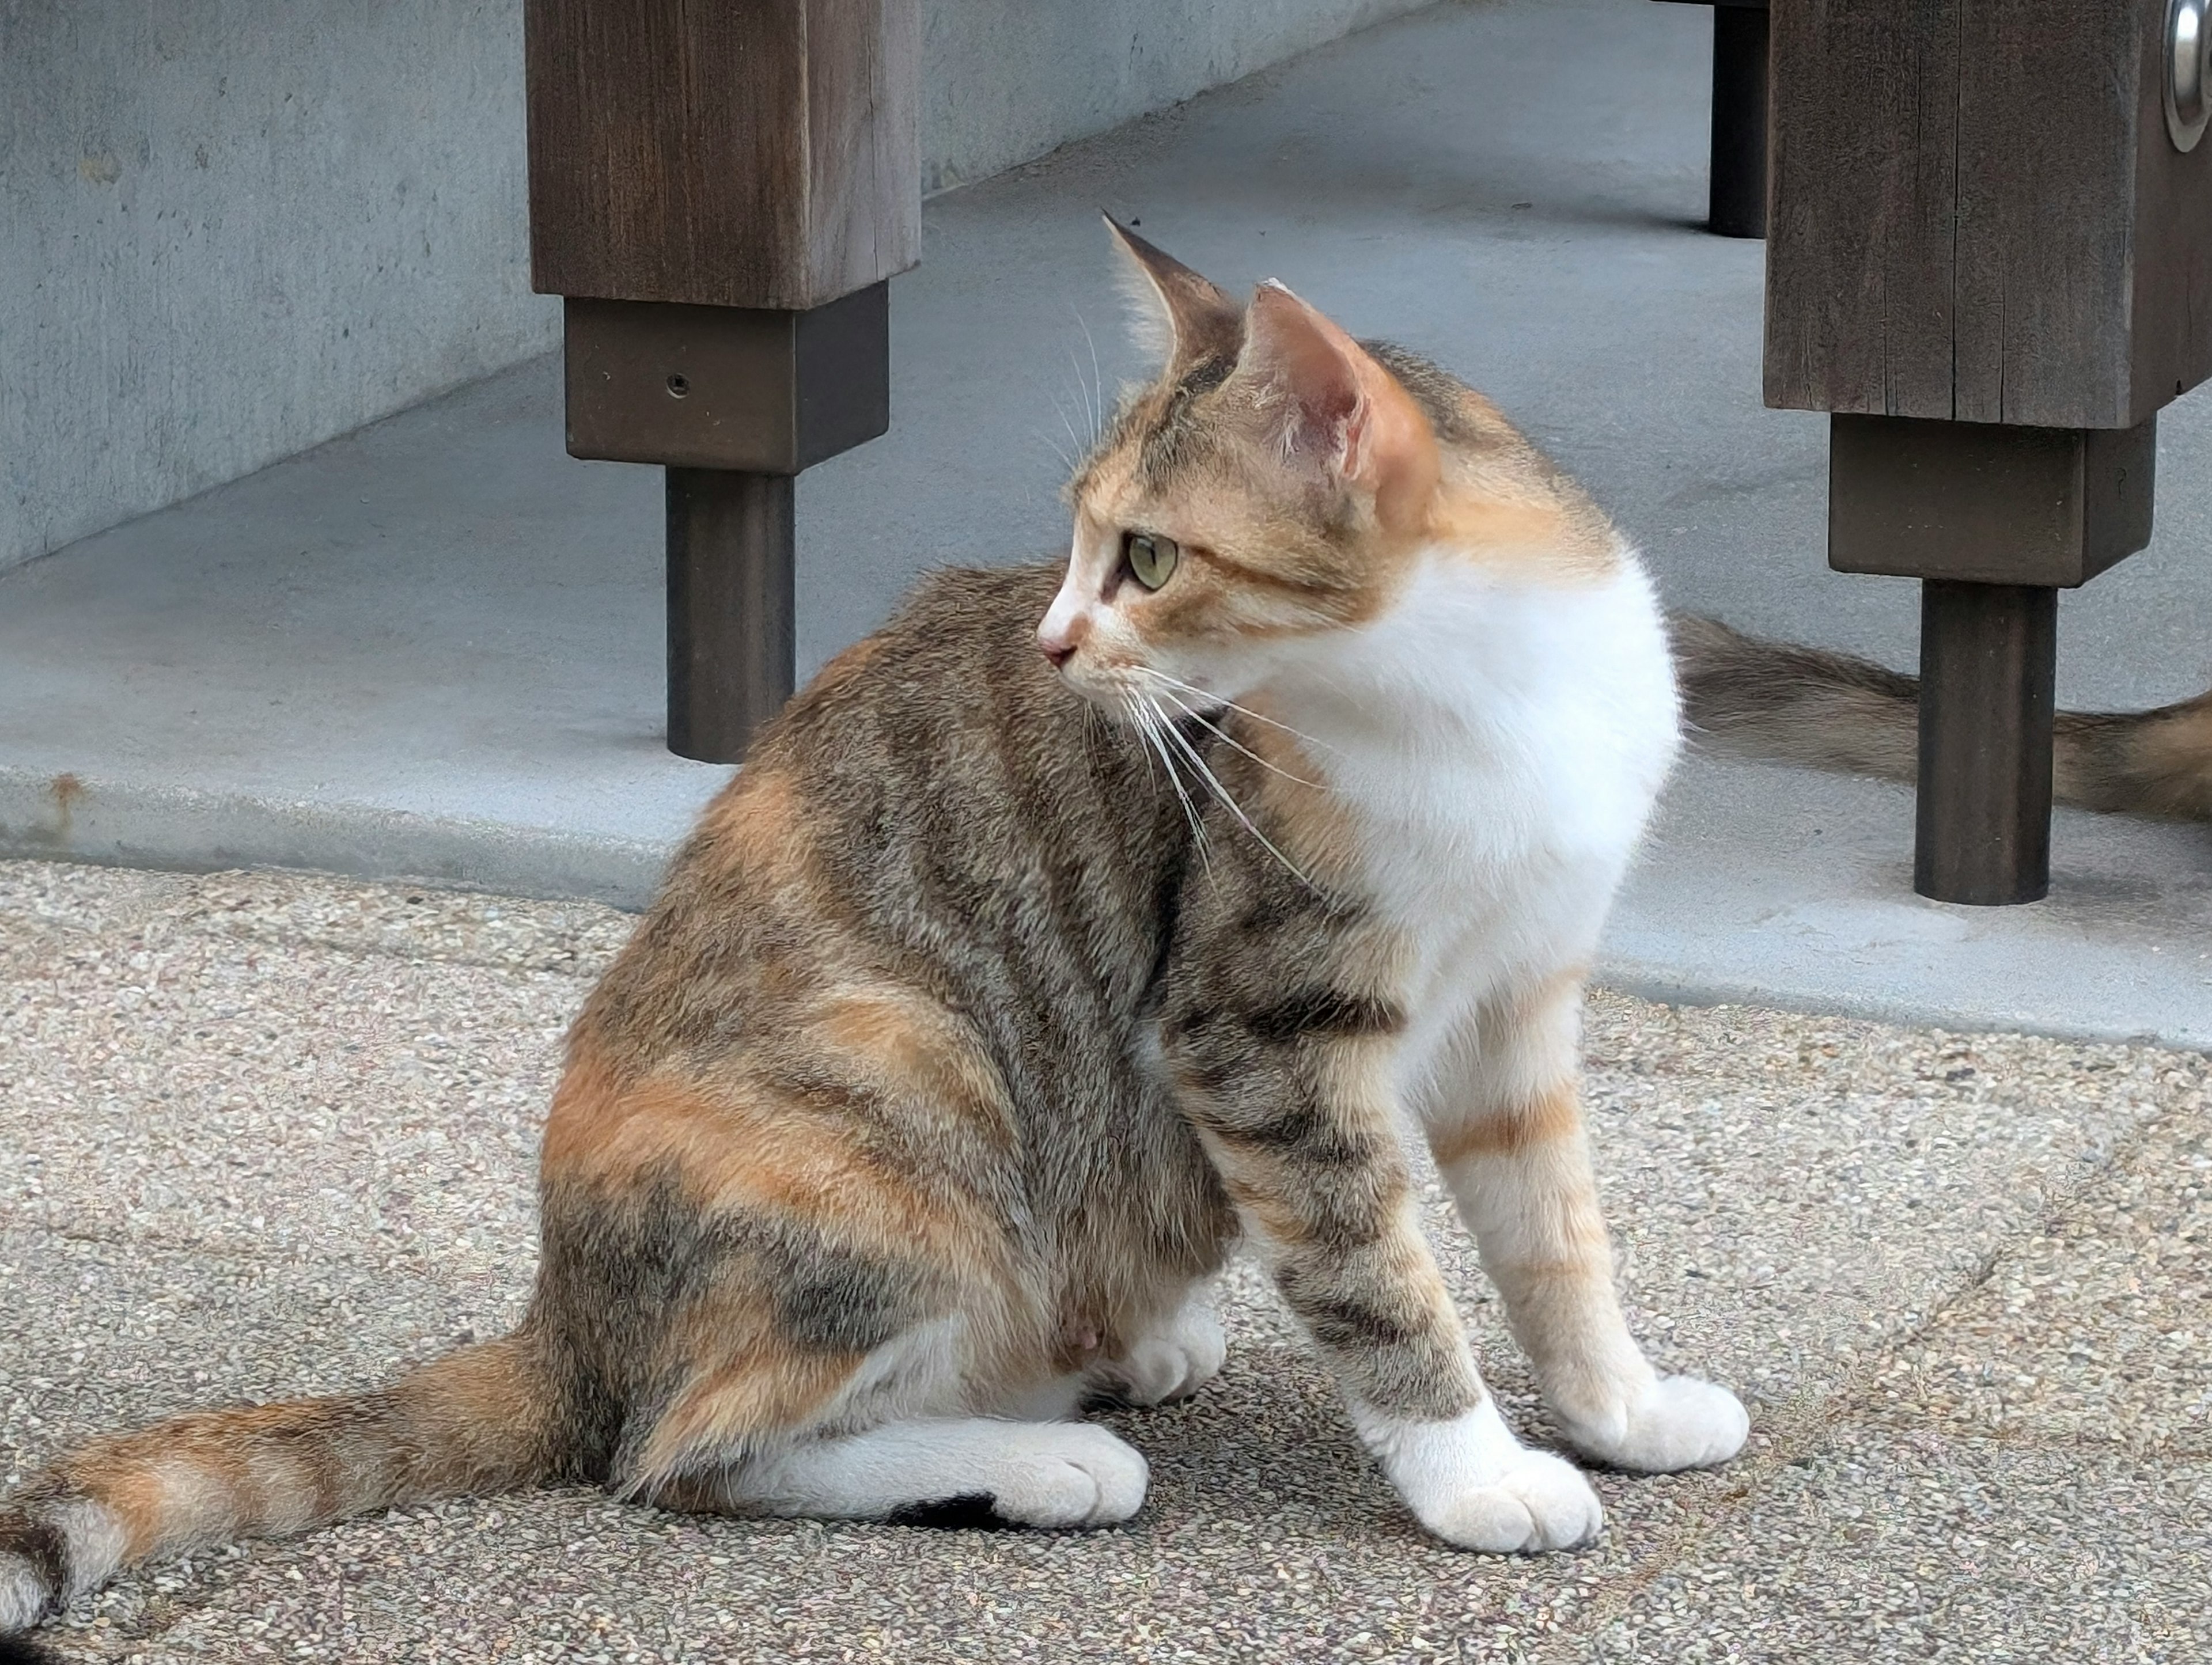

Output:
xmin=1037 ymin=621 xmax=1082 ymax=667
xmin=1037 ymin=600 xmax=1088 ymax=667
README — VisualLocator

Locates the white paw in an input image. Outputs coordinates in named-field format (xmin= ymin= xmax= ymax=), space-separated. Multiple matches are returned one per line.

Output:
xmin=1419 ymin=1445 xmax=1605 ymax=1554
xmin=1092 ymin=1290 xmax=1227 ymax=1407
xmin=1353 ymin=1398 xmax=1604 ymax=1555
xmin=988 ymin=1424 xmax=1150 ymax=1529
xmin=1565 ymin=1375 xmax=1749 ymax=1473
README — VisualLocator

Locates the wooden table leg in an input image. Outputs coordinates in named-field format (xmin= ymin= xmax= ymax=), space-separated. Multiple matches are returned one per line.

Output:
xmin=1708 ymin=2 xmax=1769 ymax=237
xmin=558 ymin=288 xmax=887 ymax=764
xmin=665 ymin=470 xmax=796 ymax=764
xmin=1824 ymin=415 xmax=2154 ymax=905
xmin=1914 ymin=581 xmax=2058 ymax=905
xmin=526 ymin=0 xmax=918 ymax=763
xmin=1759 ymin=0 xmax=2206 ymax=907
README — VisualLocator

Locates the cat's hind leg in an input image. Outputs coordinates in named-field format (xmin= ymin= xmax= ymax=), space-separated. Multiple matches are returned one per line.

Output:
xmin=624 ymin=1288 xmax=1151 ymax=1530
xmin=1085 ymin=1281 xmax=1227 ymax=1408
xmin=631 ymin=1310 xmax=1150 ymax=1530
xmin=1423 ymin=978 xmax=1749 ymax=1475
xmin=690 ymin=1419 xmax=1149 ymax=1528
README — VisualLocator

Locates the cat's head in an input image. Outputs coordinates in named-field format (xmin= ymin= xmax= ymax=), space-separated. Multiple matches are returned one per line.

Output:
xmin=1039 ymin=222 xmax=1461 ymax=723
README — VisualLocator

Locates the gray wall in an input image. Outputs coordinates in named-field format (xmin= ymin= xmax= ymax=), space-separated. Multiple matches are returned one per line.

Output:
xmin=1 ymin=1 xmax=554 ymax=576
xmin=1 ymin=0 xmax=1431 ymax=574
xmin=920 ymin=0 xmax=1430 ymax=194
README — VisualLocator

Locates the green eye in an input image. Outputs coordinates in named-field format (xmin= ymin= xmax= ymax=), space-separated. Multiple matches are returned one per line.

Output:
xmin=1124 ymin=532 xmax=1180 ymax=591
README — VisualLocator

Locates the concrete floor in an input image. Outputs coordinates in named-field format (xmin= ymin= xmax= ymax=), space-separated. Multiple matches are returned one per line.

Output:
xmin=2 ymin=0 xmax=2209 ymax=1044
xmin=5 ymin=859 xmax=2207 ymax=1663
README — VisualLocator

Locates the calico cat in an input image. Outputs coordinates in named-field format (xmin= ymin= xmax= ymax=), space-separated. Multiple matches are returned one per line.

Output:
xmin=1673 ymin=612 xmax=2212 ymax=821
xmin=0 ymin=224 xmax=1748 ymax=1639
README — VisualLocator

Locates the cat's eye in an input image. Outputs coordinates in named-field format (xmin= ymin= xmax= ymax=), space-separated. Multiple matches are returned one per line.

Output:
xmin=1123 ymin=532 xmax=1180 ymax=591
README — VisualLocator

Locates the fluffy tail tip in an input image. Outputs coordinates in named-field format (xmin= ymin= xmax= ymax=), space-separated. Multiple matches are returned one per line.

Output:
xmin=0 ymin=1634 xmax=61 ymax=1664
xmin=0 ymin=1539 xmax=56 ymax=1651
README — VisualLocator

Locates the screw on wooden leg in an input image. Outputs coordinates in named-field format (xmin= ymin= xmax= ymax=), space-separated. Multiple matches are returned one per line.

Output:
xmin=1914 ymin=581 xmax=2057 ymax=905
xmin=665 ymin=469 xmax=796 ymax=764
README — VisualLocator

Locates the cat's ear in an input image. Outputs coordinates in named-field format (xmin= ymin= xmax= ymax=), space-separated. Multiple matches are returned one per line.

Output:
xmin=1104 ymin=215 xmax=1242 ymax=373
xmin=1234 ymin=281 xmax=1440 ymax=534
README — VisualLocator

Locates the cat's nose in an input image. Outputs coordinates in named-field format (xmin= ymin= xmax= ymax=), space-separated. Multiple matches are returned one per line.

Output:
xmin=1037 ymin=617 xmax=1085 ymax=668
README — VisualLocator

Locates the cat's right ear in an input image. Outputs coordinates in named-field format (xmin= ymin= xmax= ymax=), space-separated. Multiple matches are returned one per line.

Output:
xmin=1104 ymin=215 xmax=1242 ymax=375
xmin=1232 ymin=281 xmax=1440 ymax=535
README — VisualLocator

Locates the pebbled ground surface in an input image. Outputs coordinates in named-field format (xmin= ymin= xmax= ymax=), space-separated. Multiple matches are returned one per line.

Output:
xmin=3 ymin=858 xmax=2206 ymax=1663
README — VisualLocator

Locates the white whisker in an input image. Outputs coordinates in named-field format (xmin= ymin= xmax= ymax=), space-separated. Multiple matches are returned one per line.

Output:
xmin=1035 ymin=425 xmax=1078 ymax=476
xmin=1149 ymin=685 xmax=1331 ymax=791
xmin=1127 ymin=666 xmax=1342 ymax=756
xmin=1152 ymin=701 xmax=1319 ymax=893
xmin=1047 ymin=392 xmax=1088 ymax=470
xmin=1131 ymin=696 xmax=1214 ymax=885
xmin=1074 ymin=309 xmax=1106 ymax=445
xmin=1116 ymin=700 xmax=1156 ymax=788
xmin=1066 ymin=347 xmax=1100 ymax=450
xmin=1141 ymin=694 xmax=1212 ymax=862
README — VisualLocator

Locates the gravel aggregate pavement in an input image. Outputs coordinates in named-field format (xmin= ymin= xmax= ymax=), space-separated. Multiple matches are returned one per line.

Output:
xmin=3 ymin=859 xmax=2205 ymax=1663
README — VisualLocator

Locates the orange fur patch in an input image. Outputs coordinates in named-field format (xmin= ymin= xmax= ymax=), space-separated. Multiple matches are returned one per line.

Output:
xmin=1429 ymin=1079 xmax=1584 ymax=1166
xmin=697 ymin=764 xmax=816 ymax=886
xmin=1241 ymin=715 xmax=1366 ymax=885
xmin=540 ymin=1038 xmax=629 ymax=1175
xmin=809 ymin=988 xmax=1018 ymax=1146
xmin=1503 ymin=1251 xmax=1615 ymax=1284
xmin=702 ymin=1101 xmax=973 ymax=1257
xmin=1218 ymin=1173 xmax=1321 ymax=1246
xmin=93 ymin=1465 xmax=174 ymax=1560
xmin=810 ymin=633 xmax=883 ymax=693
xmin=549 ymin=1053 xmax=997 ymax=1282
xmin=629 ymin=1346 xmax=862 ymax=1486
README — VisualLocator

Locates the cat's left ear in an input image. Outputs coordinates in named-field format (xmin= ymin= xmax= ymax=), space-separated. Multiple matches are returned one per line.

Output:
xmin=1104 ymin=216 xmax=1243 ymax=374
xmin=1234 ymin=281 xmax=1440 ymax=535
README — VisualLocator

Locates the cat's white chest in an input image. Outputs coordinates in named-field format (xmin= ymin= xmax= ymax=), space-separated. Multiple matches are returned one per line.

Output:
xmin=1275 ymin=552 xmax=1679 ymax=1056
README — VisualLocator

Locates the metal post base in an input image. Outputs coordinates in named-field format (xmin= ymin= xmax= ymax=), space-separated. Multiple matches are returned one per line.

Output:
xmin=666 ymin=469 xmax=796 ymax=764
xmin=1914 ymin=581 xmax=2057 ymax=906
xmin=1709 ymin=3 xmax=1770 ymax=237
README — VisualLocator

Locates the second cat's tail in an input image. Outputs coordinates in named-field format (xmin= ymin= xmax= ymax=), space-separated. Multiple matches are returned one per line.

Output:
xmin=0 ymin=1332 xmax=558 ymax=1636
xmin=1668 ymin=611 xmax=2212 ymax=821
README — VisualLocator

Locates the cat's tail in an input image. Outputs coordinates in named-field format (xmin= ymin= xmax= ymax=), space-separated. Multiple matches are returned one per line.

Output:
xmin=0 ymin=1331 xmax=559 ymax=1635
xmin=1668 ymin=611 xmax=2212 ymax=821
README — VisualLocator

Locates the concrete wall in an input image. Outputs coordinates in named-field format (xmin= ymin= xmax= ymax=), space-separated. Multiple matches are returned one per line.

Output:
xmin=1 ymin=1 xmax=555 ymax=576
xmin=0 ymin=0 xmax=1431 ymax=575
xmin=919 ymin=0 xmax=1431 ymax=195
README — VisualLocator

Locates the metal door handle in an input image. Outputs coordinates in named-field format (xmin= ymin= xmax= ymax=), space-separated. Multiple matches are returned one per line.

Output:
xmin=2170 ymin=0 xmax=2209 ymax=152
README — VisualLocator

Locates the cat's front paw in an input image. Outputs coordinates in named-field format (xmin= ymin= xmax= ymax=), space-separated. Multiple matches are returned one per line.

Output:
xmin=1418 ymin=1444 xmax=1604 ymax=1553
xmin=1355 ymin=1399 xmax=1604 ymax=1554
xmin=1564 ymin=1375 xmax=1749 ymax=1474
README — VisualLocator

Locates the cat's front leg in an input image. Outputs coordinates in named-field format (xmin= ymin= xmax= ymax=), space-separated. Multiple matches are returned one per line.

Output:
xmin=1160 ymin=995 xmax=1601 ymax=1553
xmin=1425 ymin=978 xmax=1749 ymax=1474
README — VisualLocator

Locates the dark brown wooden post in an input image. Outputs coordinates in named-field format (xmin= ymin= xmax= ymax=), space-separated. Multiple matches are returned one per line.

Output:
xmin=525 ymin=1 xmax=920 ymax=762
xmin=1914 ymin=581 xmax=2057 ymax=905
xmin=1657 ymin=1 xmax=1771 ymax=237
xmin=1766 ymin=0 xmax=2211 ymax=904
